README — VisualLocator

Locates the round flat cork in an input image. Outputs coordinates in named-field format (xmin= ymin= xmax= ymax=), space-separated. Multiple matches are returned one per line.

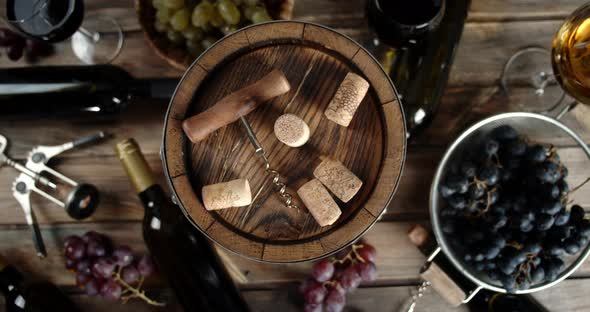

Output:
xmin=274 ymin=114 xmax=311 ymax=147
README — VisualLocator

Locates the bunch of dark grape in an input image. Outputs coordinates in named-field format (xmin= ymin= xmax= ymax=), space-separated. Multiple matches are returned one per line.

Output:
xmin=64 ymin=231 xmax=163 ymax=306
xmin=299 ymin=241 xmax=377 ymax=312
xmin=440 ymin=125 xmax=590 ymax=292
xmin=0 ymin=28 xmax=54 ymax=62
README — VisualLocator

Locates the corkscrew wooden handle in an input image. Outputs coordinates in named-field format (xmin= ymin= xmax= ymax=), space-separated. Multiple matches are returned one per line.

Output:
xmin=182 ymin=69 xmax=291 ymax=143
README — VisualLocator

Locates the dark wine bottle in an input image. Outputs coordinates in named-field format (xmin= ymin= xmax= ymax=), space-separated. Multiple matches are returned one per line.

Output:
xmin=115 ymin=138 xmax=250 ymax=312
xmin=0 ymin=256 xmax=81 ymax=312
xmin=0 ymin=65 xmax=178 ymax=116
xmin=367 ymin=0 xmax=471 ymax=138
xmin=467 ymin=289 xmax=549 ymax=312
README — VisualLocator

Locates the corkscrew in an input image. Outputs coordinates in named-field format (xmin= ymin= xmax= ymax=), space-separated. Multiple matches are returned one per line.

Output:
xmin=239 ymin=117 xmax=299 ymax=211
xmin=182 ymin=69 xmax=300 ymax=211
xmin=0 ymin=132 xmax=105 ymax=258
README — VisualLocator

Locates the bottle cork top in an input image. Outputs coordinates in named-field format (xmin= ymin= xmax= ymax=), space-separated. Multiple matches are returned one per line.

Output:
xmin=273 ymin=114 xmax=310 ymax=147
xmin=115 ymin=139 xmax=156 ymax=194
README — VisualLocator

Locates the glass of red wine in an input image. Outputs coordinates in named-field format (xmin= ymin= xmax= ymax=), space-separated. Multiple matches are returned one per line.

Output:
xmin=366 ymin=0 xmax=446 ymax=48
xmin=0 ymin=0 xmax=123 ymax=64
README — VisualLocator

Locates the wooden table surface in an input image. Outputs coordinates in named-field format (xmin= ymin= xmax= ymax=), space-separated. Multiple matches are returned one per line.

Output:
xmin=2 ymin=0 xmax=590 ymax=311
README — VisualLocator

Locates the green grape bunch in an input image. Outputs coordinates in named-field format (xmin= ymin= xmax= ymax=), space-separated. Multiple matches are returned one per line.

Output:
xmin=152 ymin=0 xmax=273 ymax=57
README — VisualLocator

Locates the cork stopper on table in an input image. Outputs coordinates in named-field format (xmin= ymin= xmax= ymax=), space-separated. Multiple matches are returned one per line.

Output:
xmin=313 ymin=158 xmax=363 ymax=203
xmin=202 ymin=179 xmax=252 ymax=211
xmin=324 ymin=72 xmax=370 ymax=127
xmin=297 ymin=179 xmax=342 ymax=227
xmin=273 ymin=114 xmax=311 ymax=147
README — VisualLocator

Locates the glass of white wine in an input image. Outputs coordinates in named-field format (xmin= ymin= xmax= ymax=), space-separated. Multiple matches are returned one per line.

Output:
xmin=502 ymin=3 xmax=590 ymax=116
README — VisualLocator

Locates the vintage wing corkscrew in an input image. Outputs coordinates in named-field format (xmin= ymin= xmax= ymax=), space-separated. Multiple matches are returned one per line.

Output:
xmin=0 ymin=132 xmax=105 ymax=258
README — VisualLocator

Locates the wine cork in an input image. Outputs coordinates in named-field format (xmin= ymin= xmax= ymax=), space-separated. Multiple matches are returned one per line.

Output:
xmin=314 ymin=158 xmax=363 ymax=203
xmin=325 ymin=72 xmax=370 ymax=127
xmin=297 ymin=179 xmax=342 ymax=227
xmin=202 ymin=179 xmax=252 ymax=211
xmin=274 ymin=114 xmax=310 ymax=147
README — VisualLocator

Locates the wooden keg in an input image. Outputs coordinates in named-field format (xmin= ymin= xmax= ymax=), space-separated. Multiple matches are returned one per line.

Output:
xmin=162 ymin=21 xmax=406 ymax=263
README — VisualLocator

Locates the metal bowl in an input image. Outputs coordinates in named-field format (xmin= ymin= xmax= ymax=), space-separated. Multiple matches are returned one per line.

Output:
xmin=430 ymin=112 xmax=590 ymax=297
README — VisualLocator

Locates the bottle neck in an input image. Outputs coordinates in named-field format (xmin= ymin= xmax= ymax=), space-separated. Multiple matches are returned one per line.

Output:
xmin=115 ymin=139 xmax=157 ymax=194
xmin=139 ymin=184 xmax=166 ymax=219
xmin=116 ymin=139 xmax=170 ymax=222
xmin=132 ymin=78 xmax=178 ymax=100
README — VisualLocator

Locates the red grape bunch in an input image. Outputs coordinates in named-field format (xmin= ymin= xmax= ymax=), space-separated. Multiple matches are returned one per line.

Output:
xmin=299 ymin=241 xmax=378 ymax=312
xmin=0 ymin=28 xmax=54 ymax=62
xmin=63 ymin=231 xmax=164 ymax=306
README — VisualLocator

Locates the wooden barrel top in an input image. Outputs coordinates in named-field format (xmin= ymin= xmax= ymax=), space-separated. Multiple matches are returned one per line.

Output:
xmin=162 ymin=21 xmax=406 ymax=262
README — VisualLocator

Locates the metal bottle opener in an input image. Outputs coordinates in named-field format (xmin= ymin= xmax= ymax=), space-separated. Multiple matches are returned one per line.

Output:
xmin=0 ymin=132 xmax=105 ymax=258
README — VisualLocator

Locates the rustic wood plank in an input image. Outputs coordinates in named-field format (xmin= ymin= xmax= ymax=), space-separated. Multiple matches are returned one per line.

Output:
xmin=531 ymin=279 xmax=590 ymax=312
xmin=53 ymin=279 xmax=590 ymax=312
xmin=1 ymin=0 xmax=590 ymax=311
xmin=0 ymin=101 xmax=167 ymax=159
xmin=0 ymin=223 xmax=155 ymax=287
xmin=411 ymin=86 xmax=590 ymax=146
xmin=0 ymin=289 xmax=182 ymax=312
xmin=35 ymin=20 xmax=559 ymax=88
xmin=242 ymin=279 xmax=590 ymax=312
xmin=2 ymin=85 xmax=589 ymax=161
xmin=0 ymin=221 xmax=485 ymax=287
xmin=0 ymin=4 xmax=574 ymax=88
xmin=82 ymin=0 xmax=588 ymax=24
xmin=450 ymin=20 xmax=563 ymax=86
xmin=241 ymin=285 xmax=468 ymax=312
xmin=2 ymin=279 xmax=589 ymax=312
xmin=291 ymin=0 xmax=585 ymax=26
xmin=0 ymin=31 xmax=183 ymax=78
xmin=2 ymin=145 xmax=590 ymax=225
xmin=469 ymin=0 xmax=586 ymax=21
xmin=221 ymin=221 xmax=590 ymax=288
xmin=0 ymin=154 xmax=162 ymax=225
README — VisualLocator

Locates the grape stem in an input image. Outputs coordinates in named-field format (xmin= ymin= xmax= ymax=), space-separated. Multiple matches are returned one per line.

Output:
xmin=469 ymin=176 xmax=488 ymax=190
xmin=515 ymin=255 xmax=538 ymax=285
xmin=323 ymin=280 xmax=339 ymax=288
xmin=505 ymin=241 xmax=523 ymax=250
xmin=473 ymin=187 xmax=497 ymax=217
xmin=548 ymin=145 xmax=558 ymax=160
xmin=112 ymin=269 xmax=165 ymax=306
xmin=331 ymin=244 xmax=366 ymax=265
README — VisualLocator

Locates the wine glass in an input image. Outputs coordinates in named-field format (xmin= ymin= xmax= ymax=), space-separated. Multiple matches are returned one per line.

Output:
xmin=502 ymin=3 xmax=590 ymax=116
xmin=0 ymin=0 xmax=124 ymax=64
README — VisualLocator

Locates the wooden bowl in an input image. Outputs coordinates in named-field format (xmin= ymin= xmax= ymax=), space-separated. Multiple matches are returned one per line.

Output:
xmin=135 ymin=0 xmax=295 ymax=70
xmin=162 ymin=21 xmax=406 ymax=262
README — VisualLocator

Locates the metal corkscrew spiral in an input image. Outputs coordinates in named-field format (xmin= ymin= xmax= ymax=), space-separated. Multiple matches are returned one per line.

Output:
xmin=239 ymin=117 xmax=300 ymax=211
